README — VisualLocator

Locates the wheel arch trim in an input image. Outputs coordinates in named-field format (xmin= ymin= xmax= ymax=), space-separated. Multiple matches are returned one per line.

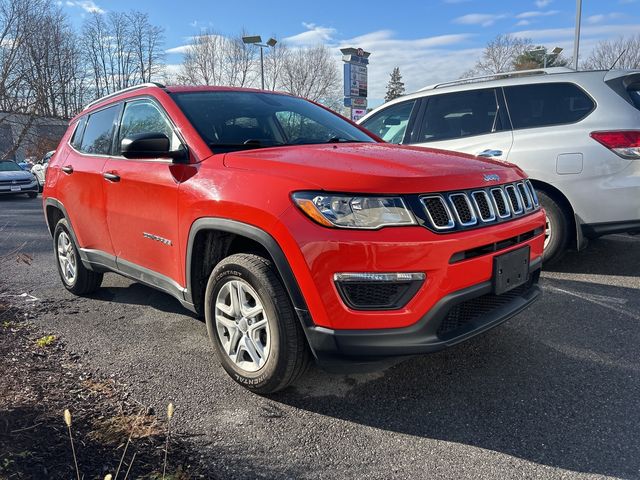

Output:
xmin=44 ymin=198 xmax=91 ymax=264
xmin=185 ymin=218 xmax=312 ymax=325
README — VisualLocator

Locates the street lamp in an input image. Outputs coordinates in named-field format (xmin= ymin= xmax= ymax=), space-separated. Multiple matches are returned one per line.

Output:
xmin=242 ymin=35 xmax=278 ymax=90
xmin=527 ymin=46 xmax=563 ymax=68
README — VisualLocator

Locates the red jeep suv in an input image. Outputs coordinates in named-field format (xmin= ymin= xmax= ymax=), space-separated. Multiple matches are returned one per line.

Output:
xmin=43 ymin=83 xmax=545 ymax=393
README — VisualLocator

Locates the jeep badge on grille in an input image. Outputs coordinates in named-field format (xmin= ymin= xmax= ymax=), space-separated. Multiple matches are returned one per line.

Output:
xmin=483 ymin=174 xmax=500 ymax=182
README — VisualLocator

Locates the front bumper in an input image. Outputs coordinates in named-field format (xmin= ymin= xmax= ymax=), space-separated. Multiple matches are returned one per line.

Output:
xmin=305 ymin=258 xmax=541 ymax=367
xmin=0 ymin=181 xmax=38 ymax=195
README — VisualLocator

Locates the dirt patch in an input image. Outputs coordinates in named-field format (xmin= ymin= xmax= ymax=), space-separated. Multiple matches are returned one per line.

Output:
xmin=0 ymin=295 xmax=209 ymax=479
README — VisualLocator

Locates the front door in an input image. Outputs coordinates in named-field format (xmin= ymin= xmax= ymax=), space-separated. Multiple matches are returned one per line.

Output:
xmin=102 ymin=98 xmax=185 ymax=289
xmin=56 ymin=106 xmax=120 ymax=255
xmin=412 ymin=88 xmax=514 ymax=161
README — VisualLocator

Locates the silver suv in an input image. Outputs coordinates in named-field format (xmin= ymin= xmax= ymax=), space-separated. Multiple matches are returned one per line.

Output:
xmin=359 ymin=67 xmax=640 ymax=262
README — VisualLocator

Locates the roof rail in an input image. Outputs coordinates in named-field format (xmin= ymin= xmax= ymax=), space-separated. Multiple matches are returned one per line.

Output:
xmin=83 ymin=82 xmax=166 ymax=111
xmin=418 ymin=67 xmax=575 ymax=91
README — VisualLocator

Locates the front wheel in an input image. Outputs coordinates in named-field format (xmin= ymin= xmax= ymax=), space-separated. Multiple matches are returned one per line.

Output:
xmin=53 ymin=219 xmax=103 ymax=295
xmin=204 ymin=253 xmax=309 ymax=394
xmin=538 ymin=191 xmax=570 ymax=264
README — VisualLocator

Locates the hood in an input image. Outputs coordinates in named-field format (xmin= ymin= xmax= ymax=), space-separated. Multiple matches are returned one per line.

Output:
xmin=223 ymin=143 xmax=525 ymax=194
xmin=0 ymin=170 xmax=34 ymax=181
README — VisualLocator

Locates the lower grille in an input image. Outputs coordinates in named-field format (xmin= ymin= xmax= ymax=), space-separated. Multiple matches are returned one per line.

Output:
xmin=436 ymin=274 xmax=537 ymax=338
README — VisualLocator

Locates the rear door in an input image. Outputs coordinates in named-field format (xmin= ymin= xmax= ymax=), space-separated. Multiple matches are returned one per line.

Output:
xmin=412 ymin=88 xmax=513 ymax=161
xmin=56 ymin=106 xmax=119 ymax=254
xmin=102 ymin=97 xmax=185 ymax=287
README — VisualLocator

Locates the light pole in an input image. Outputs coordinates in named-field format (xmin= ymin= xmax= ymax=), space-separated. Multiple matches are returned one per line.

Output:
xmin=527 ymin=46 xmax=563 ymax=68
xmin=573 ymin=0 xmax=582 ymax=70
xmin=242 ymin=35 xmax=277 ymax=90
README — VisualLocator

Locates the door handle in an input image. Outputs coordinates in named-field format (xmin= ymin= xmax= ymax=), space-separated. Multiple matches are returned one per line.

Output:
xmin=478 ymin=149 xmax=503 ymax=158
xmin=61 ymin=165 xmax=73 ymax=174
xmin=103 ymin=172 xmax=120 ymax=182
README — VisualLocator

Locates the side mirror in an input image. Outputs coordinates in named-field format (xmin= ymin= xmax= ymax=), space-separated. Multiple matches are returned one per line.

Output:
xmin=121 ymin=132 xmax=188 ymax=163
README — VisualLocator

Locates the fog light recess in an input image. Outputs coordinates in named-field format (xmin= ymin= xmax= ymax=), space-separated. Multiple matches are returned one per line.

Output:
xmin=333 ymin=272 xmax=426 ymax=311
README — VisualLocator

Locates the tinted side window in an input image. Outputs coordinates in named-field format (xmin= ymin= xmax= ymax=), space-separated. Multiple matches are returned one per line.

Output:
xmin=504 ymin=83 xmax=594 ymax=129
xmin=80 ymin=105 xmax=119 ymax=155
xmin=361 ymin=100 xmax=416 ymax=144
xmin=417 ymin=89 xmax=499 ymax=143
xmin=70 ymin=116 xmax=87 ymax=149
xmin=118 ymin=100 xmax=180 ymax=151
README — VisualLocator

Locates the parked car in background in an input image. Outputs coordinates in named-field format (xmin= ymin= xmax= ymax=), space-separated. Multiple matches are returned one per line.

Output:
xmin=0 ymin=159 xmax=39 ymax=198
xmin=43 ymin=83 xmax=545 ymax=393
xmin=359 ymin=67 xmax=640 ymax=262
xmin=31 ymin=150 xmax=55 ymax=191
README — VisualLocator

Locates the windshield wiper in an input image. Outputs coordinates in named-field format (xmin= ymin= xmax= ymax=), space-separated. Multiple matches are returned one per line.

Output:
xmin=325 ymin=137 xmax=368 ymax=144
xmin=208 ymin=139 xmax=284 ymax=151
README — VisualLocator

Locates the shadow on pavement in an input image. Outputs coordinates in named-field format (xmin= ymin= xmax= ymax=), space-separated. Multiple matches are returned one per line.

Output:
xmin=272 ymin=270 xmax=640 ymax=478
xmin=545 ymin=234 xmax=640 ymax=277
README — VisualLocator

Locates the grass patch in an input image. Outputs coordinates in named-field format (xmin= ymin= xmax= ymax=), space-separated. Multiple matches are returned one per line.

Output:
xmin=35 ymin=335 xmax=56 ymax=348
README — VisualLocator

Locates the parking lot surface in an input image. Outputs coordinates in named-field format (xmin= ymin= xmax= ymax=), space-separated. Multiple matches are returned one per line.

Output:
xmin=1 ymin=195 xmax=639 ymax=479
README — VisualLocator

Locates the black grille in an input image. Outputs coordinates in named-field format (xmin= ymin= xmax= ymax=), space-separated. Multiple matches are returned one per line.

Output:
xmin=491 ymin=189 xmax=508 ymax=217
xmin=472 ymin=192 xmax=492 ymax=220
xmin=437 ymin=277 xmax=535 ymax=338
xmin=422 ymin=197 xmax=451 ymax=228
xmin=450 ymin=195 xmax=474 ymax=224
xmin=517 ymin=183 xmax=532 ymax=209
xmin=340 ymin=282 xmax=409 ymax=309
xmin=505 ymin=186 xmax=521 ymax=213
xmin=0 ymin=179 xmax=31 ymax=186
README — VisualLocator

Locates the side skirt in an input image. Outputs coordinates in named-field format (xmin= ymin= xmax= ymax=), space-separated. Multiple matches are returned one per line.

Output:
xmin=80 ymin=248 xmax=196 ymax=313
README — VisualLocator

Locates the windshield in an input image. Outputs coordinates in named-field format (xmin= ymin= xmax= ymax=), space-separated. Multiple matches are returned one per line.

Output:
xmin=171 ymin=91 xmax=375 ymax=153
xmin=0 ymin=160 xmax=23 ymax=172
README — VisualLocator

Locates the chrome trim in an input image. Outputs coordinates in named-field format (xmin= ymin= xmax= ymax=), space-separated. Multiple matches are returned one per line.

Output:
xmin=517 ymin=182 xmax=534 ymax=211
xmin=490 ymin=187 xmax=511 ymax=218
xmin=421 ymin=195 xmax=456 ymax=230
xmin=471 ymin=190 xmax=496 ymax=222
xmin=525 ymin=179 xmax=539 ymax=207
xmin=448 ymin=192 xmax=478 ymax=226
xmin=334 ymin=272 xmax=426 ymax=282
xmin=504 ymin=184 xmax=524 ymax=214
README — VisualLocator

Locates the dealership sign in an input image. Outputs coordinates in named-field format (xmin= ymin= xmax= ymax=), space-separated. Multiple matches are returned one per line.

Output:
xmin=341 ymin=47 xmax=370 ymax=122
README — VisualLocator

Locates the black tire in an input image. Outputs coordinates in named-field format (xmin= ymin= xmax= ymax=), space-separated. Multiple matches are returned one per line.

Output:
xmin=538 ymin=190 xmax=570 ymax=264
xmin=204 ymin=253 xmax=310 ymax=394
xmin=27 ymin=191 xmax=37 ymax=198
xmin=53 ymin=218 xmax=103 ymax=295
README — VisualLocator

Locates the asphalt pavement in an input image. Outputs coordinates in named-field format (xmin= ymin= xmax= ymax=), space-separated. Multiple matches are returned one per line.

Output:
xmin=1 ymin=194 xmax=639 ymax=479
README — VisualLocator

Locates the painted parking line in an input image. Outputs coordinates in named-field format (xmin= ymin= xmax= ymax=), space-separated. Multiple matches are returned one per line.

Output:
xmin=543 ymin=284 xmax=640 ymax=321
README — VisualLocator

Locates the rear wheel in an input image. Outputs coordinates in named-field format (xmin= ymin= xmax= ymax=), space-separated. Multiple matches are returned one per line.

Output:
xmin=538 ymin=191 xmax=569 ymax=264
xmin=204 ymin=253 xmax=309 ymax=394
xmin=54 ymin=219 xmax=103 ymax=295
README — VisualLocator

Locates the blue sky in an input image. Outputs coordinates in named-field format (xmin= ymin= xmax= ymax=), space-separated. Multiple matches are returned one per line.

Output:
xmin=61 ymin=0 xmax=640 ymax=106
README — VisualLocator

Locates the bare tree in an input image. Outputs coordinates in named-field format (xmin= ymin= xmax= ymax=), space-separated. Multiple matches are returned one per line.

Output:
xmin=584 ymin=35 xmax=640 ymax=70
xmin=279 ymin=44 xmax=340 ymax=103
xmin=263 ymin=41 xmax=288 ymax=91
xmin=128 ymin=11 xmax=165 ymax=83
xmin=464 ymin=34 xmax=533 ymax=77
xmin=177 ymin=30 xmax=257 ymax=87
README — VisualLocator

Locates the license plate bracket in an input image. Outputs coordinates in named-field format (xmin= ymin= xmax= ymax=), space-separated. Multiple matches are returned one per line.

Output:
xmin=10 ymin=185 xmax=20 ymax=192
xmin=493 ymin=246 xmax=530 ymax=295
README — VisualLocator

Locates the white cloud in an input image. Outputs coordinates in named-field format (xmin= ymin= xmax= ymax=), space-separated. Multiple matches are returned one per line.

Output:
xmin=453 ymin=13 xmax=507 ymax=27
xmin=284 ymin=22 xmax=336 ymax=45
xmin=535 ymin=0 xmax=553 ymax=7
xmin=516 ymin=20 xmax=531 ymax=26
xmin=516 ymin=10 xmax=559 ymax=19
xmin=586 ymin=13 xmax=623 ymax=24
xmin=65 ymin=0 xmax=104 ymax=14
xmin=336 ymin=30 xmax=477 ymax=101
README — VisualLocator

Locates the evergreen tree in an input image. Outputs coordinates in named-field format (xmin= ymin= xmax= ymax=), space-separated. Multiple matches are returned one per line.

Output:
xmin=384 ymin=67 xmax=405 ymax=102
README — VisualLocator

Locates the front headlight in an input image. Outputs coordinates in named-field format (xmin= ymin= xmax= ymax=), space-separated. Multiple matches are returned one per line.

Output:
xmin=292 ymin=192 xmax=416 ymax=229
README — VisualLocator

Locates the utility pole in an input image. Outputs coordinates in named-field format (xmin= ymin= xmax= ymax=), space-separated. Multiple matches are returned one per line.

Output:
xmin=573 ymin=0 xmax=582 ymax=70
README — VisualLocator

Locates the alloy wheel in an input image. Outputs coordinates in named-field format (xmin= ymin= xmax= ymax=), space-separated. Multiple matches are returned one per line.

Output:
xmin=57 ymin=231 xmax=76 ymax=284
xmin=214 ymin=279 xmax=270 ymax=373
